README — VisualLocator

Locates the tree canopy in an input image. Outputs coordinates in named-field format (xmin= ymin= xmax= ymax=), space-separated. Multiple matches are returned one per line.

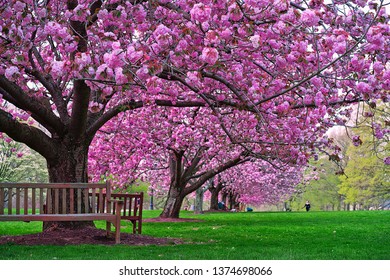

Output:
xmin=0 ymin=1 xmax=389 ymax=219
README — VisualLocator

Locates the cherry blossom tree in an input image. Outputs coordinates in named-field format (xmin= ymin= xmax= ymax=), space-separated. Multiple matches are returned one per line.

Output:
xmin=90 ymin=105 xmax=253 ymax=218
xmin=208 ymin=176 xmax=226 ymax=211
xmin=219 ymin=161 xmax=303 ymax=208
xmin=1 ymin=0 xmax=389 ymax=222
xmin=87 ymin=98 xmax=346 ymax=218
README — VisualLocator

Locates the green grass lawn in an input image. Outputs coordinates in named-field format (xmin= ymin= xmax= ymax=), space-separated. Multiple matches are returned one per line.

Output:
xmin=0 ymin=210 xmax=389 ymax=260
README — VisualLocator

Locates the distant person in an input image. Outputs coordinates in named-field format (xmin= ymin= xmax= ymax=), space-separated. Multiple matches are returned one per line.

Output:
xmin=303 ymin=200 xmax=311 ymax=212
xmin=246 ymin=207 xmax=253 ymax=212
xmin=218 ymin=201 xmax=227 ymax=210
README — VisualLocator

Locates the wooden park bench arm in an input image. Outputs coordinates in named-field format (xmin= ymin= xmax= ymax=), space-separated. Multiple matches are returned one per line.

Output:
xmin=92 ymin=192 xmax=144 ymax=234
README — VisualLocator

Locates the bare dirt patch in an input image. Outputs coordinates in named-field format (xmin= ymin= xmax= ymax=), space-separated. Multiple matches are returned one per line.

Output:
xmin=0 ymin=227 xmax=182 ymax=246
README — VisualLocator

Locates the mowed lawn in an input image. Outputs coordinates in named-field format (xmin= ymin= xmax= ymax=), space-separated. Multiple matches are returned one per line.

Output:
xmin=0 ymin=210 xmax=389 ymax=260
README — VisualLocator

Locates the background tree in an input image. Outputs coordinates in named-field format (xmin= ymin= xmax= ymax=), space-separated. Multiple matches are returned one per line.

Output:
xmin=220 ymin=161 xmax=303 ymax=208
xmin=1 ymin=136 xmax=48 ymax=205
xmin=291 ymin=101 xmax=389 ymax=211
xmin=90 ymin=106 xmax=252 ymax=218
xmin=290 ymin=158 xmax=343 ymax=211
xmin=339 ymin=108 xmax=390 ymax=209
xmin=1 ymin=136 xmax=48 ymax=183
xmin=208 ymin=176 xmax=226 ymax=211
xmin=0 ymin=136 xmax=24 ymax=182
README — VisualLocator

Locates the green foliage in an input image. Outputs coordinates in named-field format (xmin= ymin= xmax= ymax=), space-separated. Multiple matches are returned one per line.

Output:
xmin=1 ymin=211 xmax=389 ymax=260
xmin=117 ymin=181 xmax=149 ymax=194
xmin=290 ymin=102 xmax=389 ymax=210
xmin=290 ymin=158 xmax=342 ymax=211
xmin=339 ymin=128 xmax=389 ymax=208
xmin=0 ymin=138 xmax=22 ymax=182
xmin=0 ymin=138 xmax=48 ymax=183
xmin=338 ymin=105 xmax=390 ymax=208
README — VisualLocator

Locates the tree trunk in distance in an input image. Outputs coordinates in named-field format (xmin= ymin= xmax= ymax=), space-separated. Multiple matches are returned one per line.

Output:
xmin=194 ymin=187 xmax=205 ymax=214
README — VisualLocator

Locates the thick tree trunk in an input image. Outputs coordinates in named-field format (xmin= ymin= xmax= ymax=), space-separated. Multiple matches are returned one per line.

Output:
xmin=194 ymin=187 xmax=205 ymax=214
xmin=221 ymin=192 xmax=228 ymax=205
xmin=159 ymin=185 xmax=185 ymax=218
xmin=229 ymin=193 xmax=239 ymax=210
xmin=159 ymin=153 xmax=246 ymax=218
xmin=160 ymin=151 xmax=186 ymax=218
xmin=43 ymin=140 xmax=94 ymax=230
xmin=209 ymin=188 xmax=219 ymax=210
xmin=47 ymin=143 xmax=89 ymax=183
xmin=209 ymin=181 xmax=224 ymax=210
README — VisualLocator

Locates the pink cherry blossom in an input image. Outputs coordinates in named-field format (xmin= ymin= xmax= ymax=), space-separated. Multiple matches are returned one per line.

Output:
xmin=352 ymin=135 xmax=362 ymax=147
xmin=356 ymin=82 xmax=372 ymax=94
xmin=301 ymin=10 xmax=320 ymax=26
xmin=5 ymin=66 xmax=19 ymax=80
xmin=201 ymin=47 xmax=219 ymax=65
xmin=228 ymin=3 xmax=243 ymax=21
xmin=190 ymin=3 xmax=211 ymax=23
xmin=50 ymin=61 xmax=65 ymax=80
xmin=250 ymin=35 xmax=261 ymax=48
xmin=153 ymin=24 xmax=172 ymax=48
xmin=114 ymin=67 xmax=127 ymax=84
xmin=89 ymin=102 xmax=102 ymax=113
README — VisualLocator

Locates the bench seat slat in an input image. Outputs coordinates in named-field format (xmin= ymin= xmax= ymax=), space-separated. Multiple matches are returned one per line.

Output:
xmin=69 ymin=188 xmax=74 ymax=214
xmin=84 ymin=188 xmax=89 ymax=213
xmin=77 ymin=188 xmax=82 ymax=214
xmin=39 ymin=189 xmax=44 ymax=214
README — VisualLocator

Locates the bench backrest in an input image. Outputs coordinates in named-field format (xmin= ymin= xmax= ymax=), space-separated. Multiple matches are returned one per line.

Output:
xmin=0 ymin=182 xmax=111 ymax=215
xmin=93 ymin=192 xmax=143 ymax=219
xmin=112 ymin=193 xmax=143 ymax=219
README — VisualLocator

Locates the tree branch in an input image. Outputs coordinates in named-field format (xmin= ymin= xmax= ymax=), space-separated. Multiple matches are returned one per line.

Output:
xmin=86 ymin=99 xmax=207 ymax=138
xmin=27 ymin=47 xmax=70 ymax=123
xmin=255 ymin=2 xmax=382 ymax=106
xmin=184 ymin=155 xmax=249 ymax=196
xmin=86 ymin=100 xmax=143 ymax=138
xmin=0 ymin=108 xmax=57 ymax=160
xmin=292 ymin=97 xmax=365 ymax=110
xmin=69 ymin=79 xmax=91 ymax=139
xmin=201 ymin=70 xmax=247 ymax=104
xmin=0 ymin=75 xmax=65 ymax=135
xmin=181 ymin=146 xmax=208 ymax=182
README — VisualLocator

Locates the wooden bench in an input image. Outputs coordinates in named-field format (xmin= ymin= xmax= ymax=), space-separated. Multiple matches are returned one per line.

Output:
xmin=91 ymin=192 xmax=144 ymax=234
xmin=0 ymin=182 xmax=125 ymax=244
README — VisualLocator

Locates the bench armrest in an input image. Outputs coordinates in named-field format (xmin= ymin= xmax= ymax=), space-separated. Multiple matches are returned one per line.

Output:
xmin=108 ymin=199 xmax=124 ymax=215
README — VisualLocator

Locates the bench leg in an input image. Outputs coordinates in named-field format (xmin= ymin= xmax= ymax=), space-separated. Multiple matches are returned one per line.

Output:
xmin=115 ymin=216 xmax=121 ymax=244
xmin=114 ymin=201 xmax=123 ymax=244
xmin=138 ymin=219 xmax=142 ymax=234
xmin=106 ymin=221 xmax=111 ymax=237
